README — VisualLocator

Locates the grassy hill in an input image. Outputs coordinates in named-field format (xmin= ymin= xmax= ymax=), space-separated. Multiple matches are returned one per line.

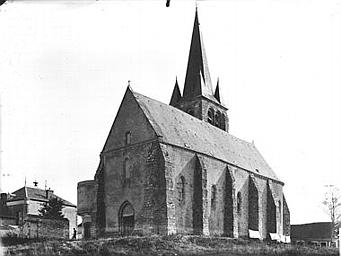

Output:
xmin=3 ymin=235 xmax=339 ymax=256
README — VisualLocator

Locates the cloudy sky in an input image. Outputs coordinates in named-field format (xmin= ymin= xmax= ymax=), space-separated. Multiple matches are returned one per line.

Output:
xmin=0 ymin=0 xmax=340 ymax=225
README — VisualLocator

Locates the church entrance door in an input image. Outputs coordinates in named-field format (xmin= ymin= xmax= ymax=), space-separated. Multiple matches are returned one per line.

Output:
xmin=122 ymin=214 xmax=134 ymax=236
xmin=83 ymin=222 xmax=91 ymax=239
xmin=119 ymin=201 xmax=135 ymax=236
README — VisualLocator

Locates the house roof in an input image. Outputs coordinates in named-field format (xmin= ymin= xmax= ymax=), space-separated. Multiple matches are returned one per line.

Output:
xmin=132 ymin=89 xmax=280 ymax=182
xmin=8 ymin=187 xmax=76 ymax=207
xmin=291 ymin=222 xmax=333 ymax=241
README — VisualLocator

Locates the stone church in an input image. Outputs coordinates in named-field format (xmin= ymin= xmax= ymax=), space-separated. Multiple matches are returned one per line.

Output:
xmin=77 ymin=10 xmax=290 ymax=240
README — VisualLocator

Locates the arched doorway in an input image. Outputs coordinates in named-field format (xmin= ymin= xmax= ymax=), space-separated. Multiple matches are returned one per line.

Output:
xmin=83 ymin=222 xmax=91 ymax=239
xmin=119 ymin=201 xmax=135 ymax=236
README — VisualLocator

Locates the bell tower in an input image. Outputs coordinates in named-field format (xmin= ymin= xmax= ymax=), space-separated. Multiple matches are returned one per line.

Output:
xmin=170 ymin=9 xmax=229 ymax=132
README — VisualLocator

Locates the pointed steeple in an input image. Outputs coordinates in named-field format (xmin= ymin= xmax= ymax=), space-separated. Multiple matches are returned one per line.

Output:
xmin=183 ymin=9 xmax=216 ymax=102
xmin=171 ymin=9 xmax=229 ymax=132
xmin=214 ymin=78 xmax=220 ymax=103
xmin=170 ymin=77 xmax=182 ymax=106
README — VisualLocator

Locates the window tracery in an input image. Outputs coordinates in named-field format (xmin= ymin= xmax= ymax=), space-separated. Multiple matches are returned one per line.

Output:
xmin=207 ymin=108 xmax=214 ymax=124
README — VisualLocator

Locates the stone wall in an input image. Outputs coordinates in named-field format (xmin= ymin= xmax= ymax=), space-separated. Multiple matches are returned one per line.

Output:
xmin=0 ymin=215 xmax=16 ymax=225
xmin=160 ymin=143 xmax=286 ymax=239
xmin=283 ymin=195 xmax=290 ymax=236
xmin=223 ymin=167 xmax=235 ymax=237
xmin=6 ymin=199 xmax=76 ymax=239
xmin=77 ymin=180 xmax=98 ymax=215
xmin=192 ymin=156 xmax=204 ymax=235
xmin=233 ymin=167 xmax=250 ymax=237
xmin=95 ymin=167 xmax=106 ymax=237
xmin=270 ymin=181 xmax=284 ymax=235
xmin=27 ymin=200 xmax=76 ymax=239
xmin=248 ymin=176 xmax=259 ymax=231
xmin=267 ymin=183 xmax=277 ymax=234
xmin=102 ymin=88 xmax=156 ymax=153
xmin=162 ymin=145 xmax=238 ymax=236
xmin=93 ymin=140 xmax=288 ymax=239
xmin=103 ymin=141 xmax=167 ymax=236
xmin=21 ymin=215 xmax=69 ymax=239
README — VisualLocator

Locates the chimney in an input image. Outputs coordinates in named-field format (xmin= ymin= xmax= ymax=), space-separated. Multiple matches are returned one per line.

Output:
xmin=0 ymin=192 xmax=8 ymax=206
xmin=45 ymin=188 xmax=54 ymax=200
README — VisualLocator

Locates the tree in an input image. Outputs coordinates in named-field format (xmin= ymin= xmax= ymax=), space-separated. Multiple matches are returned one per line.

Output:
xmin=322 ymin=185 xmax=341 ymax=243
xmin=39 ymin=197 xmax=65 ymax=220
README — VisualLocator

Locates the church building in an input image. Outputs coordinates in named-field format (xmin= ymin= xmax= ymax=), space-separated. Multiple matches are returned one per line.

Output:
xmin=77 ymin=10 xmax=290 ymax=240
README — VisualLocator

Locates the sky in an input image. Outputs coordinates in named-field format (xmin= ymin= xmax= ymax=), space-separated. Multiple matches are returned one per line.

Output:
xmin=0 ymin=0 xmax=340 ymax=225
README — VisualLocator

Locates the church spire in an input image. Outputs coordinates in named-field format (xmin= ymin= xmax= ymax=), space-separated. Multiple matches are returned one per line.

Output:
xmin=170 ymin=9 xmax=229 ymax=132
xmin=182 ymin=9 xmax=216 ymax=102
xmin=170 ymin=77 xmax=182 ymax=106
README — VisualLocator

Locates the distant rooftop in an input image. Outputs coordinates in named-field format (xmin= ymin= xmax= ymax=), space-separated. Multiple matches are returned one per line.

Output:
xmin=7 ymin=186 xmax=75 ymax=207
xmin=291 ymin=222 xmax=333 ymax=241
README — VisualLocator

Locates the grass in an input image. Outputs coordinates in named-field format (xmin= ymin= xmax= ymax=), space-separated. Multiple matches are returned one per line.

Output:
xmin=2 ymin=235 xmax=339 ymax=256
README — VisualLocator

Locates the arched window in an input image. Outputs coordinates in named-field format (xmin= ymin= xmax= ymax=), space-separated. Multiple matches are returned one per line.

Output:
xmin=178 ymin=176 xmax=185 ymax=203
xmin=215 ymin=111 xmax=221 ymax=128
xmin=237 ymin=191 xmax=242 ymax=214
xmin=125 ymin=131 xmax=131 ymax=145
xmin=207 ymin=108 xmax=214 ymax=124
xmin=211 ymin=185 xmax=217 ymax=207
xmin=123 ymin=158 xmax=130 ymax=186
xmin=221 ymin=114 xmax=226 ymax=131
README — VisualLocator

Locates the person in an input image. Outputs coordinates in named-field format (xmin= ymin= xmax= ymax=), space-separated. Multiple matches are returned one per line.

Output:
xmin=72 ymin=228 xmax=77 ymax=239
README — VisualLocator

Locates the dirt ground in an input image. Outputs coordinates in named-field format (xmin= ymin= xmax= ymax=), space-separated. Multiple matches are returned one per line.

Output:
xmin=2 ymin=235 xmax=339 ymax=256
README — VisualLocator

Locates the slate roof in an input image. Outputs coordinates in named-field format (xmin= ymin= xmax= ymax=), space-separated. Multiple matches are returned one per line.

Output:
xmin=8 ymin=187 xmax=76 ymax=207
xmin=132 ymin=90 xmax=280 ymax=182
xmin=291 ymin=222 xmax=333 ymax=241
